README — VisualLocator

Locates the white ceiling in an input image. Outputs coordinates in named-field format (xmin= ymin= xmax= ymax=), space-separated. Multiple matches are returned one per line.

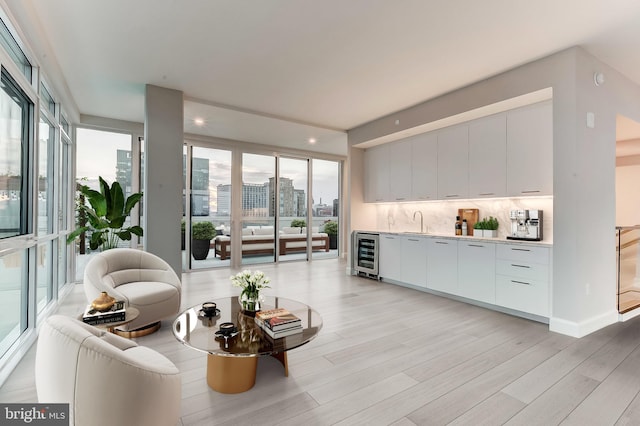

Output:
xmin=9 ymin=0 xmax=640 ymax=156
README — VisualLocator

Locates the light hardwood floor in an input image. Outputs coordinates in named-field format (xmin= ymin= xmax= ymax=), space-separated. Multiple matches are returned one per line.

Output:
xmin=3 ymin=258 xmax=640 ymax=425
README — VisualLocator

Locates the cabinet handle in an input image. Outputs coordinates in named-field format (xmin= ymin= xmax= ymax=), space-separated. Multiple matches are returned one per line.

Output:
xmin=468 ymin=244 xmax=484 ymax=248
xmin=396 ymin=197 xmax=405 ymax=201
xmin=435 ymin=241 xmax=449 ymax=245
xmin=445 ymin=194 xmax=459 ymax=198
xmin=375 ymin=198 xmax=384 ymax=202
xmin=385 ymin=236 xmax=395 ymax=239
xmin=521 ymin=190 xmax=540 ymax=194
xmin=511 ymin=264 xmax=530 ymax=268
xmin=479 ymin=192 xmax=494 ymax=196
xmin=511 ymin=280 xmax=532 ymax=286
xmin=511 ymin=248 xmax=531 ymax=252
xmin=408 ymin=238 xmax=420 ymax=242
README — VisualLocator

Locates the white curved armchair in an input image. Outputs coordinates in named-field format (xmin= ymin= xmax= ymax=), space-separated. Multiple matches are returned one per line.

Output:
xmin=36 ymin=315 xmax=181 ymax=426
xmin=83 ymin=248 xmax=181 ymax=336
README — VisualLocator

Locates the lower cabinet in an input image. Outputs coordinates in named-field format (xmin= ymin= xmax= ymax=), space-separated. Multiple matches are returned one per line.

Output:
xmin=375 ymin=234 xmax=550 ymax=320
xmin=495 ymin=244 xmax=550 ymax=317
xmin=457 ymin=241 xmax=496 ymax=304
xmin=380 ymin=235 xmax=427 ymax=287
xmin=401 ymin=236 xmax=428 ymax=288
xmin=379 ymin=234 xmax=402 ymax=282
xmin=427 ymin=238 xmax=458 ymax=294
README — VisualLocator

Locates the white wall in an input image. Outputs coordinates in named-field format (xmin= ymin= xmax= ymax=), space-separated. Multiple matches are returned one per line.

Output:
xmin=348 ymin=46 xmax=640 ymax=337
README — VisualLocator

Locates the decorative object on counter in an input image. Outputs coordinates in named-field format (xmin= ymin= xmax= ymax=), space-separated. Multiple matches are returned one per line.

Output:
xmin=91 ymin=291 xmax=117 ymax=312
xmin=462 ymin=219 xmax=468 ymax=236
xmin=458 ymin=208 xmax=479 ymax=236
xmin=474 ymin=216 xmax=499 ymax=237
xmin=455 ymin=216 xmax=462 ymax=235
xmin=231 ymin=270 xmax=270 ymax=312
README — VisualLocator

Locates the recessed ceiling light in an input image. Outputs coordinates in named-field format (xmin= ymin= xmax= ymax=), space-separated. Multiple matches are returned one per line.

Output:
xmin=308 ymin=138 xmax=317 ymax=144
xmin=194 ymin=118 xmax=205 ymax=126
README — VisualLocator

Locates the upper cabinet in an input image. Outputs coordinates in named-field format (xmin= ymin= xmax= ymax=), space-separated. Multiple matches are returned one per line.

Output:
xmin=364 ymin=144 xmax=389 ymax=202
xmin=468 ymin=113 xmax=507 ymax=198
xmin=411 ymin=132 xmax=438 ymax=201
xmin=506 ymin=101 xmax=553 ymax=196
xmin=362 ymin=100 xmax=553 ymax=203
xmin=437 ymin=124 xmax=469 ymax=199
xmin=388 ymin=138 xmax=413 ymax=201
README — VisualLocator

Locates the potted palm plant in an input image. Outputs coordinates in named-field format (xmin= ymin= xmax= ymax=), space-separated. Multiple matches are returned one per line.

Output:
xmin=191 ymin=221 xmax=215 ymax=260
xmin=67 ymin=177 xmax=143 ymax=251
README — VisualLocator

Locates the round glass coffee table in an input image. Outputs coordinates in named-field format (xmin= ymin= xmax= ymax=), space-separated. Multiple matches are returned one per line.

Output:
xmin=172 ymin=296 xmax=322 ymax=393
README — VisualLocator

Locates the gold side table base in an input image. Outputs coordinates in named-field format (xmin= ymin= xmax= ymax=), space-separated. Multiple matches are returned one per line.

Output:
xmin=113 ymin=321 xmax=161 ymax=338
xmin=207 ymin=355 xmax=258 ymax=394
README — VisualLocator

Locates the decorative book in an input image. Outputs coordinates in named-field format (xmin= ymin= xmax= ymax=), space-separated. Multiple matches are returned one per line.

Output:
xmin=254 ymin=308 xmax=301 ymax=331
xmin=83 ymin=301 xmax=126 ymax=325
xmin=258 ymin=322 xmax=303 ymax=339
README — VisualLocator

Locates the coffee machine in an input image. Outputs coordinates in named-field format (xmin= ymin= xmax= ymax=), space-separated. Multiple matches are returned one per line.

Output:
xmin=507 ymin=210 xmax=543 ymax=241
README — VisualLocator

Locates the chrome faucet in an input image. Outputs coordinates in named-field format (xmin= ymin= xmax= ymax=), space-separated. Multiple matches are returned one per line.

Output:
xmin=413 ymin=211 xmax=425 ymax=233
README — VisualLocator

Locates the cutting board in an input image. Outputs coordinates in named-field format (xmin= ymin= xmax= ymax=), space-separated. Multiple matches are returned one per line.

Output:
xmin=458 ymin=208 xmax=479 ymax=236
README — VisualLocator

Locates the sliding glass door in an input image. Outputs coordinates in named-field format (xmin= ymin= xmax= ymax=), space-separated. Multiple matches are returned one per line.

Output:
xmin=278 ymin=157 xmax=309 ymax=262
xmin=241 ymin=153 xmax=276 ymax=265
xmin=188 ymin=146 xmax=231 ymax=269
xmin=312 ymin=159 xmax=340 ymax=259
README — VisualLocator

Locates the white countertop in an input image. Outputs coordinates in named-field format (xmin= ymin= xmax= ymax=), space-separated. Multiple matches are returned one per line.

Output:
xmin=354 ymin=230 xmax=552 ymax=247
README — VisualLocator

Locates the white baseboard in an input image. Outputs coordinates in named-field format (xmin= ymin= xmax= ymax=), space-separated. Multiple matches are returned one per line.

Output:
xmin=549 ymin=309 xmax=618 ymax=337
xmin=619 ymin=308 xmax=640 ymax=322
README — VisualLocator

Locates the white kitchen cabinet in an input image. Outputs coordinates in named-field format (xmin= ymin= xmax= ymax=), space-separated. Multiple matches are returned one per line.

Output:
xmin=401 ymin=235 xmax=428 ymax=288
xmin=388 ymin=138 xmax=413 ymax=201
xmin=437 ymin=124 xmax=468 ymax=199
xmin=379 ymin=234 xmax=402 ymax=282
xmin=411 ymin=132 xmax=438 ymax=201
xmin=364 ymin=144 xmax=390 ymax=202
xmin=427 ymin=238 xmax=458 ymax=294
xmin=506 ymin=101 xmax=553 ymax=196
xmin=495 ymin=244 xmax=550 ymax=317
xmin=468 ymin=113 xmax=507 ymax=198
xmin=458 ymin=241 xmax=496 ymax=304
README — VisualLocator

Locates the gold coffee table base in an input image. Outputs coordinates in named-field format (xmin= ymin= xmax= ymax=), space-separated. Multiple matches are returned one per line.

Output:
xmin=113 ymin=321 xmax=161 ymax=338
xmin=206 ymin=352 xmax=289 ymax=393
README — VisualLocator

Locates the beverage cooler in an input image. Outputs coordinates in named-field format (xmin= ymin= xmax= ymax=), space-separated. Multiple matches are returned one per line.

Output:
xmin=352 ymin=232 xmax=379 ymax=279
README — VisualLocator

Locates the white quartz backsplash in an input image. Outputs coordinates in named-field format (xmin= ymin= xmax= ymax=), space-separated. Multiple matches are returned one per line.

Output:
xmin=375 ymin=197 xmax=553 ymax=241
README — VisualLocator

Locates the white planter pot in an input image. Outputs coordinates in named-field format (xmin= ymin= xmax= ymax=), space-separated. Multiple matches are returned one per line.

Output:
xmin=483 ymin=230 xmax=497 ymax=238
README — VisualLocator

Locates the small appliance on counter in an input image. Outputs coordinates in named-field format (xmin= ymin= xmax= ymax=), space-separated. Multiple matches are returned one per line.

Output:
xmin=507 ymin=210 xmax=543 ymax=241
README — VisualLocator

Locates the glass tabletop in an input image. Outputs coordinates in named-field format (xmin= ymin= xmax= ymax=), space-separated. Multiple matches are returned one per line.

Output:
xmin=172 ymin=296 xmax=322 ymax=357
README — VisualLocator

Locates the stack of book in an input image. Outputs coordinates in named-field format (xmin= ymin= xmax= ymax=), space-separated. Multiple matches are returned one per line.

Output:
xmin=254 ymin=308 xmax=302 ymax=339
xmin=82 ymin=301 xmax=126 ymax=325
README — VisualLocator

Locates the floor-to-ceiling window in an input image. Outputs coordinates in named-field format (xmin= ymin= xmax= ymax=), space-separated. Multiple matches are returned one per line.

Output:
xmin=74 ymin=128 xmax=140 ymax=280
xmin=312 ymin=158 xmax=340 ymax=260
xmin=242 ymin=153 xmax=276 ymax=265
xmin=0 ymin=67 xmax=33 ymax=361
xmin=278 ymin=157 xmax=309 ymax=262
xmin=180 ymin=141 xmax=344 ymax=270
xmin=186 ymin=146 xmax=232 ymax=270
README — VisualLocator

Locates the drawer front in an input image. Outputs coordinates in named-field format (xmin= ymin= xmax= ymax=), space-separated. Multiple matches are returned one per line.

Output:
xmin=496 ymin=244 xmax=549 ymax=264
xmin=496 ymin=259 xmax=548 ymax=281
xmin=495 ymin=275 xmax=549 ymax=317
